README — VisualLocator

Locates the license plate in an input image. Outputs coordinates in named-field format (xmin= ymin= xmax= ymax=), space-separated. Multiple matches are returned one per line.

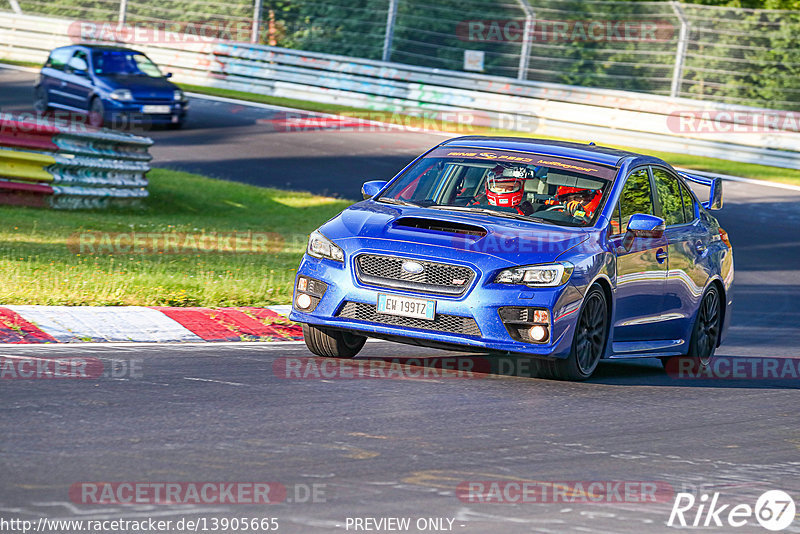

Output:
xmin=142 ymin=105 xmax=171 ymax=114
xmin=377 ymin=294 xmax=435 ymax=321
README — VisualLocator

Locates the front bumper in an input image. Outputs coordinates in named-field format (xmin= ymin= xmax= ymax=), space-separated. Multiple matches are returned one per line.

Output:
xmin=289 ymin=252 xmax=585 ymax=359
xmin=104 ymin=99 xmax=188 ymax=125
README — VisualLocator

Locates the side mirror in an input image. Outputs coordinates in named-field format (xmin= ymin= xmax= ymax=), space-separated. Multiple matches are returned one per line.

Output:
xmin=165 ymin=72 xmax=173 ymax=79
xmin=623 ymin=213 xmax=665 ymax=250
xmin=362 ymin=180 xmax=388 ymax=200
xmin=706 ymin=177 xmax=723 ymax=210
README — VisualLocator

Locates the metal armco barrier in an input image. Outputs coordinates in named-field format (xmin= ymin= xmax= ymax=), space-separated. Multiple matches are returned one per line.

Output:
xmin=1 ymin=12 xmax=798 ymax=170
xmin=0 ymin=113 xmax=152 ymax=209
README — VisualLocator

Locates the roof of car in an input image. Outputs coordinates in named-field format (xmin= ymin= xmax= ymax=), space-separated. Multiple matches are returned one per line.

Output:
xmin=440 ymin=136 xmax=656 ymax=167
xmin=76 ymin=44 xmax=143 ymax=52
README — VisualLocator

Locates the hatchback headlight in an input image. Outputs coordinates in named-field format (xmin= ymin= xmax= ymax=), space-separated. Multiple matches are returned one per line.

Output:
xmin=495 ymin=261 xmax=573 ymax=287
xmin=173 ymin=89 xmax=185 ymax=101
xmin=307 ymin=230 xmax=344 ymax=262
xmin=109 ymin=89 xmax=133 ymax=101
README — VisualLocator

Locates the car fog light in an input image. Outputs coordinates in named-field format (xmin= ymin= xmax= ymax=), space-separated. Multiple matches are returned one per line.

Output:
xmin=529 ymin=325 xmax=547 ymax=342
xmin=296 ymin=293 xmax=312 ymax=310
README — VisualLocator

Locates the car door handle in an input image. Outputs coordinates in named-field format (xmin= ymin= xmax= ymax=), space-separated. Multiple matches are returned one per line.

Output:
xmin=656 ymin=249 xmax=667 ymax=263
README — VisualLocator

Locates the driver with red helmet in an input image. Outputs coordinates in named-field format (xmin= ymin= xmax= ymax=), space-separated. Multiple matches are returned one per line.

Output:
xmin=484 ymin=165 xmax=534 ymax=216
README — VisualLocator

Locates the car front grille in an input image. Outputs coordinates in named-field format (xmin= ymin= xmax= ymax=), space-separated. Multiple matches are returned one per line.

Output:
xmin=337 ymin=301 xmax=481 ymax=337
xmin=355 ymin=254 xmax=475 ymax=296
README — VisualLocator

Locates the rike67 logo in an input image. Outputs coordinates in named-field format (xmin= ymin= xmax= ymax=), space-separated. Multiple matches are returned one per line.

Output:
xmin=668 ymin=490 xmax=795 ymax=531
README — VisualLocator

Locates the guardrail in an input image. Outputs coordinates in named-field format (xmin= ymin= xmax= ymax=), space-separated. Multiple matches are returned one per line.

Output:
xmin=1 ymin=12 xmax=798 ymax=170
xmin=0 ymin=114 xmax=152 ymax=209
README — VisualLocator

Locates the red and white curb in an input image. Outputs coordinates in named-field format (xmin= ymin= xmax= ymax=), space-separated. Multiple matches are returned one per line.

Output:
xmin=0 ymin=305 xmax=300 ymax=344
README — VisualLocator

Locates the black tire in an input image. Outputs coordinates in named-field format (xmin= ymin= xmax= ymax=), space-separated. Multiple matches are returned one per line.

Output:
xmin=687 ymin=286 xmax=721 ymax=366
xmin=660 ymin=286 xmax=721 ymax=372
xmin=88 ymin=97 xmax=105 ymax=128
xmin=535 ymin=286 xmax=609 ymax=381
xmin=302 ymin=323 xmax=366 ymax=358
xmin=33 ymin=86 xmax=49 ymax=114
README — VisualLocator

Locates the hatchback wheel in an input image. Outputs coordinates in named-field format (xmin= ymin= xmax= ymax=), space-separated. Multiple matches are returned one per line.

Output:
xmin=88 ymin=98 xmax=105 ymax=128
xmin=302 ymin=323 xmax=366 ymax=358
xmin=535 ymin=286 xmax=608 ymax=381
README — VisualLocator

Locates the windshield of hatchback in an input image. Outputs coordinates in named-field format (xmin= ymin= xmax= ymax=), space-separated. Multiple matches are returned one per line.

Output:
xmin=92 ymin=50 xmax=164 ymax=77
xmin=377 ymin=148 xmax=616 ymax=226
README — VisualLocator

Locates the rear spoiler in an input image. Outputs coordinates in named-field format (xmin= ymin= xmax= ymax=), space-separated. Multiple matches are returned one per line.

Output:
xmin=677 ymin=171 xmax=723 ymax=210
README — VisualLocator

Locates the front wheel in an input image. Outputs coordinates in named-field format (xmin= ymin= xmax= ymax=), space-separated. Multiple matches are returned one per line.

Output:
xmin=88 ymin=98 xmax=105 ymax=128
xmin=535 ymin=286 xmax=608 ymax=381
xmin=33 ymin=86 xmax=49 ymax=113
xmin=302 ymin=323 xmax=366 ymax=358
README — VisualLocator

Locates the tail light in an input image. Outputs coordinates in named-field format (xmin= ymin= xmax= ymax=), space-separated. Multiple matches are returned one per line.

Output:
xmin=719 ymin=228 xmax=731 ymax=248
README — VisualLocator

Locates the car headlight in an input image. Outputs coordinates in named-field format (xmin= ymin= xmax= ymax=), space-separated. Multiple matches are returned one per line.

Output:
xmin=307 ymin=230 xmax=344 ymax=262
xmin=109 ymin=89 xmax=133 ymax=101
xmin=173 ymin=89 xmax=185 ymax=101
xmin=494 ymin=262 xmax=573 ymax=287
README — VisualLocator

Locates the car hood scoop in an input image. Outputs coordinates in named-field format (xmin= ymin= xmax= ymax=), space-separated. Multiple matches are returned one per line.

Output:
xmin=392 ymin=217 xmax=488 ymax=237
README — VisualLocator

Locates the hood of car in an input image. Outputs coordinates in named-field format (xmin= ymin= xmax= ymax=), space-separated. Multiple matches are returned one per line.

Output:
xmin=95 ymin=75 xmax=177 ymax=99
xmin=319 ymin=201 xmax=590 ymax=268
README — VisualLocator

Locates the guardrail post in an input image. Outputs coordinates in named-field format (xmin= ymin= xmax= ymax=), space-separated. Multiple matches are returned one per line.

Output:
xmin=117 ymin=0 xmax=127 ymax=29
xmin=8 ymin=0 xmax=22 ymax=15
xmin=670 ymin=1 xmax=689 ymax=98
xmin=515 ymin=0 xmax=534 ymax=80
xmin=252 ymin=0 xmax=263 ymax=44
xmin=382 ymin=0 xmax=399 ymax=62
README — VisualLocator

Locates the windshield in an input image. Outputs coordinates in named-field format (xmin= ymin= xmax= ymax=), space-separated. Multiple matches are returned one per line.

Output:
xmin=378 ymin=148 xmax=616 ymax=226
xmin=92 ymin=50 xmax=164 ymax=77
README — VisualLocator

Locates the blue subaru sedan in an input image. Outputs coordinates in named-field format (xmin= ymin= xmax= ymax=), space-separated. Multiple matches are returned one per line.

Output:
xmin=290 ymin=137 xmax=733 ymax=380
xmin=34 ymin=44 xmax=188 ymax=128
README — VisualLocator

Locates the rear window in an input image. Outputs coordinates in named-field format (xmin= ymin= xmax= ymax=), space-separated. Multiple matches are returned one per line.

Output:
xmin=45 ymin=48 xmax=73 ymax=70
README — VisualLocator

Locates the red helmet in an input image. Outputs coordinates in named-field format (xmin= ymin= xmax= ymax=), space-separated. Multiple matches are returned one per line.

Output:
xmin=486 ymin=165 xmax=526 ymax=208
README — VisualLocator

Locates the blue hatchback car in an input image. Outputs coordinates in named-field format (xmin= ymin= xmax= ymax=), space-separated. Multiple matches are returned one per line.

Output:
xmin=290 ymin=137 xmax=733 ymax=380
xmin=34 ymin=44 xmax=188 ymax=128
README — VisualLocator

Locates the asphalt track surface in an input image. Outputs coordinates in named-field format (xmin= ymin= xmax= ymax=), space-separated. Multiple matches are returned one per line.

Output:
xmin=2 ymin=67 xmax=800 ymax=533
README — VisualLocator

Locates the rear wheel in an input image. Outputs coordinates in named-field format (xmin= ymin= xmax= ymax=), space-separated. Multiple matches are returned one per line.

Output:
xmin=661 ymin=286 xmax=721 ymax=370
xmin=302 ymin=323 xmax=366 ymax=358
xmin=688 ymin=286 xmax=721 ymax=366
xmin=535 ymin=286 xmax=608 ymax=381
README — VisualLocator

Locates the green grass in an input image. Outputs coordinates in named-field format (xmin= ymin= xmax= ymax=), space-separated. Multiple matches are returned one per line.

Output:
xmin=180 ymin=83 xmax=800 ymax=187
xmin=0 ymin=168 xmax=351 ymax=306
xmin=0 ymin=59 xmax=41 ymax=68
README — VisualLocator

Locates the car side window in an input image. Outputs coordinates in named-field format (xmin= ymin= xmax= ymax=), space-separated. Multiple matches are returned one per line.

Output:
xmin=68 ymin=50 xmax=89 ymax=73
xmin=652 ymin=167 xmax=685 ymax=226
xmin=46 ymin=48 xmax=73 ymax=71
xmin=679 ymin=181 xmax=698 ymax=222
xmin=619 ymin=168 xmax=653 ymax=233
